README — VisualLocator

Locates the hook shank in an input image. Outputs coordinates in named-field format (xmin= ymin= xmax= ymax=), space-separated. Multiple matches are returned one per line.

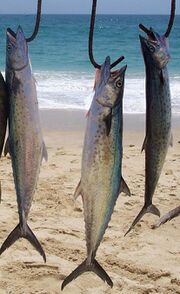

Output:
xmin=89 ymin=0 xmax=124 ymax=69
xmin=26 ymin=0 xmax=42 ymax=42
xmin=164 ymin=0 xmax=176 ymax=38
xmin=139 ymin=0 xmax=176 ymax=39
xmin=89 ymin=0 xmax=100 ymax=68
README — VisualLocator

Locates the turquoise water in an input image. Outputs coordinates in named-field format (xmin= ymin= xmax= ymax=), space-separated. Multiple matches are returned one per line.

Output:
xmin=0 ymin=14 xmax=180 ymax=112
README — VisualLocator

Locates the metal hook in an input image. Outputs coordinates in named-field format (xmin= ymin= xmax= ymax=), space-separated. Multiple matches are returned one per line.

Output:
xmin=7 ymin=0 xmax=42 ymax=42
xmin=26 ymin=0 xmax=42 ymax=42
xmin=164 ymin=0 xmax=176 ymax=38
xmin=139 ymin=0 xmax=176 ymax=39
xmin=89 ymin=0 xmax=124 ymax=69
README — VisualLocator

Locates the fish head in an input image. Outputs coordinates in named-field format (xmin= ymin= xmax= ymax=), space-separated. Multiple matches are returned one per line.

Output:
xmin=139 ymin=28 xmax=170 ymax=69
xmin=6 ymin=26 xmax=28 ymax=70
xmin=95 ymin=56 xmax=127 ymax=108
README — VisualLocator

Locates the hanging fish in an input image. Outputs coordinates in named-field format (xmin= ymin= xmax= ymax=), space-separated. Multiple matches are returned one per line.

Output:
xmin=125 ymin=0 xmax=176 ymax=235
xmin=61 ymin=56 xmax=130 ymax=290
xmin=0 ymin=26 xmax=47 ymax=261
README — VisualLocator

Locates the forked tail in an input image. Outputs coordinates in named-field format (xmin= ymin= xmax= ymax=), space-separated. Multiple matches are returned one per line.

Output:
xmin=125 ymin=204 xmax=160 ymax=236
xmin=0 ymin=223 xmax=46 ymax=262
xmin=61 ymin=258 xmax=113 ymax=290
xmin=152 ymin=205 xmax=180 ymax=229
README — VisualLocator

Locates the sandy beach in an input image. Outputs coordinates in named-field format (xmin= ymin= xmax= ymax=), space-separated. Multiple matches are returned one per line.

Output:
xmin=0 ymin=110 xmax=179 ymax=294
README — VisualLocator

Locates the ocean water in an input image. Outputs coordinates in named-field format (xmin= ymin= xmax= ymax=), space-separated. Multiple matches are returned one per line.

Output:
xmin=0 ymin=14 xmax=180 ymax=113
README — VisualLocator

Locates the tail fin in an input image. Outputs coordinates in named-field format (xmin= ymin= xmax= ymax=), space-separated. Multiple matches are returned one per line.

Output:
xmin=0 ymin=223 xmax=46 ymax=262
xmin=61 ymin=258 xmax=113 ymax=290
xmin=125 ymin=204 xmax=160 ymax=236
xmin=152 ymin=205 xmax=180 ymax=229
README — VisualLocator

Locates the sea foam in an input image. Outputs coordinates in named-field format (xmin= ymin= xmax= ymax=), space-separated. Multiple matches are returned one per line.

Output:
xmin=34 ymin=71 xmax=180 ymax=113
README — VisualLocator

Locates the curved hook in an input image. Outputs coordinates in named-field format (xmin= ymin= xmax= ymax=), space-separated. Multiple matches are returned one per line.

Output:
xmin=139 ymin=0 xmax=176 ymax=39
xmin=26 ymin=0 xmax=42 ymax=42
xmin=89 ymin=0 xmax=124 ymax=69
xmin=164 ymin=0 xmax=176 ymax=38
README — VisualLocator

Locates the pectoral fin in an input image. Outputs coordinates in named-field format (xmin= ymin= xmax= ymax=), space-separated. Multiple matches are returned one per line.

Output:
xmin=73 ymin=180 xmax=82 ymax=199
xmin=141 ymin=136 xmax=148 ymax=152
xmin=169 ymin=133 xmax=173 ymax=147
xmin=119 ymin=177 xmax=131 ymax=196
xmin=104 ymin=109 xmax=112 ymax=136
xmin=160 ymin=69 xmax=165 ymax=84
xmin=42 ymin=141 xmax=48 ymax=162
xmin=4 ymin=137 xmax=10 ymax=157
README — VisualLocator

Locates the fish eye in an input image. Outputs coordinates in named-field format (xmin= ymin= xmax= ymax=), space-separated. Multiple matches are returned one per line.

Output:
xmin=148 ymin=44 xmax=155 ymax=53
xmin=7 ymin=44 xmax=12 ymax=51
xmin=116 ymin=79 xmax=123 ymax=88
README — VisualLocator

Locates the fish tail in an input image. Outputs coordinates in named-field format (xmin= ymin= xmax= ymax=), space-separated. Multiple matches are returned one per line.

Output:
xmin=125 ymin=204 xmax=160 ymax=236
xmin=61 ymin=258 xmax=113 ymax=290
xmin=0 ymin=223 xmax=46 ymax=262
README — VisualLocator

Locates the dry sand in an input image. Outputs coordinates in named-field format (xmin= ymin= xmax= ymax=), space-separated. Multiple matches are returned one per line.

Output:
xmin=0 ymin=110 xmax=179 ymax=294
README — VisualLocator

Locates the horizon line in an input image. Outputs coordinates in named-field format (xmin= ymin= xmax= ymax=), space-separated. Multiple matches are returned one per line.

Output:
xmin=0 ymin=13 xmax=179 ymax=16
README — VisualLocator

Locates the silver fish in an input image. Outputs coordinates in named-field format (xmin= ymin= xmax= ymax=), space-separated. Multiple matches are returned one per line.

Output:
xmin=0 ymin=72 xmax=8 ymax=200
xmin=62 ymin=56 xmax=130 ymax=290
xmin=0 ymin=72 xmax=8 ymax=156
xmin=0 ymin=26 xmax=47 ymax=261
xmin=125 ymin=29 xmax=172 ymax=235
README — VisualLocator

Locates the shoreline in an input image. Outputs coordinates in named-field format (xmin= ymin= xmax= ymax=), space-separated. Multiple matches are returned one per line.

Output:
xmin=40 ymin=108 xmax=180 ymax=132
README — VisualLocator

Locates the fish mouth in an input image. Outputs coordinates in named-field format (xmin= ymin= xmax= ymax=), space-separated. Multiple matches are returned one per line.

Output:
xmin=147 ymin=28 xmax=158 ymax=42
xmin=7 ymin=28 xmax=16 ymax=38
xmin=101 ymin=57 xmax=126 ymax=82
xmin=7 ymin=27 xmax=16 ymax=38
xmin=6 ymin=26 xmax=28 ymax=71
xmin=101 ymin=56 xmax=111 ymax=85
xmin=111 ymin=65 xmax=127 ymax=77
xmin=7 ymin=27 xmax=16 ymax=44
xmin=139 ymin=31 xmax=159 ymax=54
xmin=94 ymin=56 xmax=111 ymax=90
xmin=94 ymin=57 xmax=126 ymax=92
xmin=139 ymin=24 xmax=159 ymax=44
xmin=7 ymin=26 xmax=26 ymax=43
xmin=139 ymin=26 xmax=170 ymax=69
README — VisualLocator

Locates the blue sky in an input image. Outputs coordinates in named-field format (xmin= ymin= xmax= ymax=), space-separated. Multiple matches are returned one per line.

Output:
xmin=0 ymin=0 xmax=179 ymax=15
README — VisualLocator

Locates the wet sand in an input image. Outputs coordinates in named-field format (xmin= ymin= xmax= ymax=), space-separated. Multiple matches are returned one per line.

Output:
xmin=0 ymin=110 xmax=179 ymax=294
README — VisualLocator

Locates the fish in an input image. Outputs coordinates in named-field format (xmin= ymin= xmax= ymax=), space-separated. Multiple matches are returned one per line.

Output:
xmin=61 ymin=56 xmax=130 ymax=290
xmin=0 ymin=72 xmax=8 ymax=200
xmin=125 ymin=28 xmax=172 ymax=235
xmin=0 ymin=72 xmax=8 ymax=156
xmin=0 ymin=26 xmax=47 ymax=261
